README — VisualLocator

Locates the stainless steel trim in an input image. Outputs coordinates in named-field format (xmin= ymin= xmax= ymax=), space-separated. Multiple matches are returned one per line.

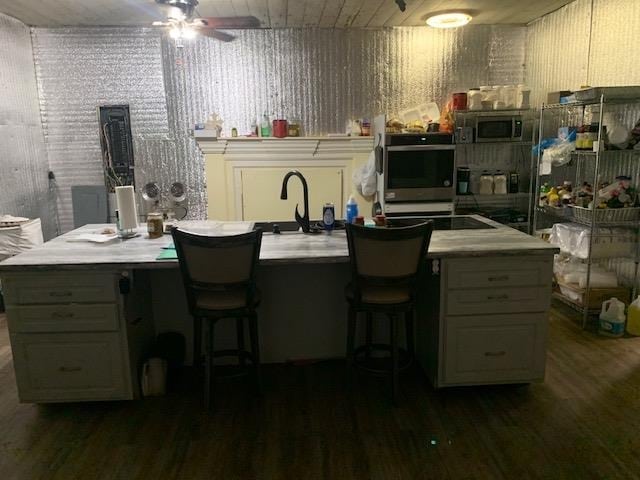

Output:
xmin=384 ymin=187 xmax=454 ymax=202
xmin=386 ymin=145 xmax=456 ymax=151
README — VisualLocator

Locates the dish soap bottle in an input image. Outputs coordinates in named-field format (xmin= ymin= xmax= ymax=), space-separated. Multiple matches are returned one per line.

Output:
xmin=626 ymin=296 xmax=640 ymax=336
xmin=260 ymin=113 xmax=271 ymax=137
xmin=598 ymin=297 xmax=626 ymax=337
xmin=345 ymin=194 xmax=359 ymax=224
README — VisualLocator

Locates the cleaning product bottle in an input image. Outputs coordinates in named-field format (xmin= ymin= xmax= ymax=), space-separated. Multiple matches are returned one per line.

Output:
xmin=626 ymin=296 xmax=640 ymax=336
xmin=345 ymin=194 xmax=359 ymax=224
xmin=598 ymin=297 xmax=626 ymax=337
xmin=260 ymin=113 xmax=271 ymax=137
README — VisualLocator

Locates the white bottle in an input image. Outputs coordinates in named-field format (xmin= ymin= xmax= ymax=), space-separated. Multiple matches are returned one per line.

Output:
xmin=493 ymin=171 xmax=508 ymax=195
xmin=598 ymin=297 xmax=626 ymax=337
xmin=479 ymin=171 xmax=494 ymax=195
xmin=345 ymin=194 xmax=359 ymax=224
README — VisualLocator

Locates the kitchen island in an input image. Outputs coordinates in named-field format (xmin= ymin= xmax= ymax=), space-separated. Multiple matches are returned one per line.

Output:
xmin=0 ymin=216 xmax=558 ymax=402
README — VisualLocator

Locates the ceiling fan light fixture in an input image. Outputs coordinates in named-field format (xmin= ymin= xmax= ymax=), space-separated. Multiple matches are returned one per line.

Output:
xmin=182 ymin=26 xmax=197 ymax=39
xmin=426 ymin=12 xmax=472 ymax=28
xmin=169 ymin=26 xmax=182 ymax=39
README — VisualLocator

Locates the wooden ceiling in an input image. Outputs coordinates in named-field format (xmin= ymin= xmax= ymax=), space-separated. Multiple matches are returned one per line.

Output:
xmin=0 ymin=0 xmax=574 ymax=27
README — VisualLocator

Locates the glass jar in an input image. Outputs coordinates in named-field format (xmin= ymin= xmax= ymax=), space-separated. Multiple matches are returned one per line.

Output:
xmin=147 ymin=212 xmax=164 ymax=239
xmin=288 ymin=120 xmax=301 ymax=137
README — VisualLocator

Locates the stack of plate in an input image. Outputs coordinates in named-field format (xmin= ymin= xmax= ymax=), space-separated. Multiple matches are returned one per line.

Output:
xmin=0 ymin=215 xmax=30 ymax=228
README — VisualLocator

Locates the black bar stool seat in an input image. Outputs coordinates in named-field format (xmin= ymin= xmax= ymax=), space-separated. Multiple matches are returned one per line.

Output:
xmin=344 ymin=221 xmax=434 ymax=405
xmin=172 ymin=227 xmax=263 ymax=410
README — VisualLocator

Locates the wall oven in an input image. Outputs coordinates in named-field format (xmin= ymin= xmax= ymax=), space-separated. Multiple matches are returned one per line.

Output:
xmin=475 ymin=115 xmax=523 ymax=142
xmin=383 ymin=133 xmax=455 ymax=203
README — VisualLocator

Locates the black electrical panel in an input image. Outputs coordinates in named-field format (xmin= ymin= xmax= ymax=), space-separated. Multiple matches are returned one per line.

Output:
xmin=98 ymin=105 xmax=135 ymax=191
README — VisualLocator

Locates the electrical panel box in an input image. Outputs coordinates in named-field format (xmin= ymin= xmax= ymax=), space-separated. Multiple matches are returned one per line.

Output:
xmin=98 ymin=105 xmax=135 ymax=191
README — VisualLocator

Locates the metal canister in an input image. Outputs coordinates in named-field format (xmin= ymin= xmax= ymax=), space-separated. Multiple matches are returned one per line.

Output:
xmin=322 ymin=203 xmax=335 ymax=231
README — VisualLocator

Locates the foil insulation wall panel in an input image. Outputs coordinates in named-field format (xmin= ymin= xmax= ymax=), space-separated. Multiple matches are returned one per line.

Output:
xmin=588 ymin=0 xmax=640 ymax=86
xmin=31 ymin=27 xmax=174 ymax=233
xmin=525 ymin=0 xmax=592 ymax=107
xmin=33 ymin=25 xmax=526 ymax=232
xmin=526 ymin=0 xmax=640 ymax=106
xmin=0 ymin=13 xmax=53 ymax=239
xmin=163 ymin=26 xmax=526 ymax=137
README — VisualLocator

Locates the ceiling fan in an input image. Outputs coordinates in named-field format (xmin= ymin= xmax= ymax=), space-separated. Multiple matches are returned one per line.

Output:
xmin=152 ymin=0 xmax=260 ymax=45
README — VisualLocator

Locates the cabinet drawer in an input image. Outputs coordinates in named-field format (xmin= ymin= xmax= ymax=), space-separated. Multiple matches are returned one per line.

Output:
xmin=3 ymin=273 xmax=117 ymax=305
xmin=442 ymin=313 xmax=547 ymax=385
xmin=446 ymin=286 xmax=550 ymax=315
xmin=6 ymin=304 xmax=119 ymax=333
xmin=446 ymin=257 xmax=552 ymax=289
xmin=10 ymin=332 xmax=130 ymax=402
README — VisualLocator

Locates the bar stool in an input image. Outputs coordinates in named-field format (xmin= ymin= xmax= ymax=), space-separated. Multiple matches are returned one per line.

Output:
xmin=344 ymin=221 xmax=433 ymax=405
xmin=172 ymin=227 xmax=263 ymax=410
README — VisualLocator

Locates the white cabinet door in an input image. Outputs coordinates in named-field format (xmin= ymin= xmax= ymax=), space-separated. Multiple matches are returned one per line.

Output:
xmin=442 ymin=313 xmax=547 ymax=385
xmin=239 ymin=167 xmax=344 ymax=221
xmin=10 ymin=332 xmax=130 ymax=402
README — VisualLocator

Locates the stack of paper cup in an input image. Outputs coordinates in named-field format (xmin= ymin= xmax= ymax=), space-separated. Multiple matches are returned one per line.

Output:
xmin=115 ymin=186 xmax=138 ymax=231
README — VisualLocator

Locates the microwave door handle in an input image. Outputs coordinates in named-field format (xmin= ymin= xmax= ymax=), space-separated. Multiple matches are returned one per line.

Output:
xmin=386 ymin=145 xmax=456 ymax=151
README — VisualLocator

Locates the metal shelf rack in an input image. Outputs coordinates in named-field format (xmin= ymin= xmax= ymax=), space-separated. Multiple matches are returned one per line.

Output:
xmin=532 ymin=94 xmax=640 ymax=328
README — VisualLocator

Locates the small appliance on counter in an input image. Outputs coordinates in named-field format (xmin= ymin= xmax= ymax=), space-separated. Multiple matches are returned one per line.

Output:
xmin=509 ymin=172 xmax=520 ymax=193
xmin=373 ymin=114 xmax=455 ymax=216
xmin=475 ymin=114 xmax=523 ymax=142
xmin=456 ymin=167 xmax=471 ymax=195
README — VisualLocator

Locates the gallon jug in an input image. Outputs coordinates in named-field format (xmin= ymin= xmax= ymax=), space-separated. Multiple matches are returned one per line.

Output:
xmin=626 ymin=296 xmax=640 ymax=336
xmin=345 ymin=194 xmax=359 ymax=224
xmin=141 ymin=357 xmax=168 ymax=396
xmin=598 ymin=297 xmax=626 ymax=337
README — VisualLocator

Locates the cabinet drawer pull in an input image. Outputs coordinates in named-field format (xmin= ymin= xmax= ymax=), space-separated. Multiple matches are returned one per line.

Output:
xmin=487 ymin=294 xmax=509 ymax=300
xmin=51 ymin=312 xmax=75 ymax=319
xmin=484 ymin=351 xmax=506 ymax=357
xmin=49 ymin=291 xmax=72 ymax=297
xmin=59 ymin=366 xmax=82 ymax=372
xmin=488 ymin=275 xmax=509 ymax=282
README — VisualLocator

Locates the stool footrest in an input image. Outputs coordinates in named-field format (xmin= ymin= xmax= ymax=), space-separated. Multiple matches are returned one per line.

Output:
xmin=353 ymin=344 xmax=412 ymax=376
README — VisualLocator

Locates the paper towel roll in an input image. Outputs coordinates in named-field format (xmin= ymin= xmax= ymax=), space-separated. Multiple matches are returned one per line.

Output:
xmin=115 ymin=186 xmax=138 ymax=230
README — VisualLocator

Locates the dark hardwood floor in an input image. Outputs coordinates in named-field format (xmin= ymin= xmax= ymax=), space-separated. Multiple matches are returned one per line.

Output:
xmin=2 ymin=307 xmax=640 ymax=479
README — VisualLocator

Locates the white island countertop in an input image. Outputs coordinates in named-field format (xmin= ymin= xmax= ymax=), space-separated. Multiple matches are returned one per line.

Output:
xmin=0 ymin=216 xmax=558 ymax=272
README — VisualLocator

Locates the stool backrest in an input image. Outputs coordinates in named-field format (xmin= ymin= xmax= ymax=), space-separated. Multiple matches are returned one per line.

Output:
xmin=346 ymin=222 xmax=433 ymax=300
xmin=171 ymin=227 xmax=263 ymax=314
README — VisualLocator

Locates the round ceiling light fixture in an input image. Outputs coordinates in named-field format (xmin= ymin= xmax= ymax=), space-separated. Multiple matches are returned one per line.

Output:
xmin=426 ymin=12 xmax=472 ymax=28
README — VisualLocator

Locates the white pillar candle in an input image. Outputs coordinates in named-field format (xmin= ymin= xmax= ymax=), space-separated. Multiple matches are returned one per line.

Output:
xmin=115 ymin=186 xmax=138 ymax=230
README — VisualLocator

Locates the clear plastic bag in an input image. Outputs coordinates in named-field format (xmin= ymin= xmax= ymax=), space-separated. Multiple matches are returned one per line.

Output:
xmin=353 ymin=150 xmax=377 ymax=197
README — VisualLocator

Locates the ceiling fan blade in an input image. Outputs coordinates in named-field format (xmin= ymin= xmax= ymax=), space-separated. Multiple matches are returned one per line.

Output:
xmin=197 ymin=16 xmax=260 ymax=28
xmin=200 ymin=29 xmax=236 ymax=42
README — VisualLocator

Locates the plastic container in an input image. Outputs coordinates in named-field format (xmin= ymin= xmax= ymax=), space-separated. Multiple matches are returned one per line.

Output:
xmin=626 ymin=296 xmax=640 ymax=336
xmin=467 ymin=89 xmax=482 ymax=110
xmin=345 ymin=195 xmax=359 ymax=224
xmin=479 ymin=171 xmax=494 ymax=195
xmin=598 ymin=297 xmax=626 ymax=337
xmin=493 ymin=171 xmax=508 ymax=195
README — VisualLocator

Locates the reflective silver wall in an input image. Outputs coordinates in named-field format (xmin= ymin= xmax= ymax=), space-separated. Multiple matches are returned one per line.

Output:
xmin=0 ymin=13 xmax=53 ymax=239
xmin=526 ymin=0 xmax=640 ymax=106
xmin=32 ymin=25 xmax=526 ymax=232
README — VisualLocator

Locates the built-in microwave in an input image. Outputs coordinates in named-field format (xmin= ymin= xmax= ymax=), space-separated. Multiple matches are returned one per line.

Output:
xmin=475 ymin=115 xmax=523 ymax=142
xmin=383 ymin=133 xmax=455 ymax=203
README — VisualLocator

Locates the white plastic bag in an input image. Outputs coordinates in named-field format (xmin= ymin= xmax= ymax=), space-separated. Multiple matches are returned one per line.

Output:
xmin=353 ymin=150 xmax=377 ymax=197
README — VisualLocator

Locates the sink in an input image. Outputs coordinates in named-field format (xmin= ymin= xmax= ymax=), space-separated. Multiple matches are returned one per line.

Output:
xmin=253 ymin=221 xmax=302 ymax=234
xmin=253 ymin=220 xmax=346 ymax=234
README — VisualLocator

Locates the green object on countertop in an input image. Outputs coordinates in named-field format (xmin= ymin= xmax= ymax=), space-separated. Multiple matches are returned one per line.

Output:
xmin=163 ymin=242 xmax=175 ymax=250
xmin=156 ymin=248 xmax=178 ymax=260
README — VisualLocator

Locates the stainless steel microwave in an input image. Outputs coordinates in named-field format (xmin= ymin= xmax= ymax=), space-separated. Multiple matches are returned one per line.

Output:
xmin=383 ymin=134 xmax=455 ymax=203
xmin=475 ymin=115 xmax=523 ymax=142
